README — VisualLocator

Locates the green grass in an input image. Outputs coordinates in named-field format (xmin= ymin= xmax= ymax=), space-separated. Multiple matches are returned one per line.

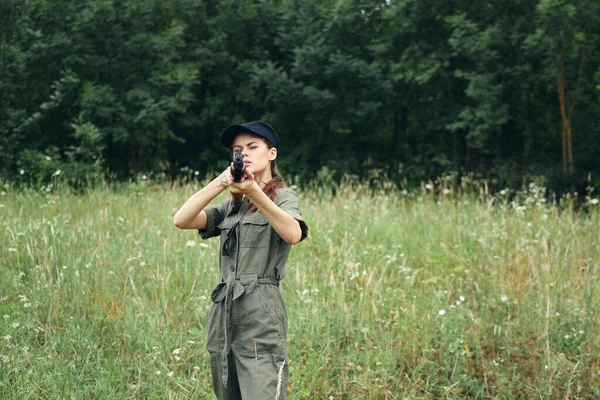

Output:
xmin=1 ymin=180 xmax=599 ymax=399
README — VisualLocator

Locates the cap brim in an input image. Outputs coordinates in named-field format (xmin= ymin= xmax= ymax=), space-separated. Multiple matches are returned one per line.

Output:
xmin=220 ymin=124 xmax=264 ymax=148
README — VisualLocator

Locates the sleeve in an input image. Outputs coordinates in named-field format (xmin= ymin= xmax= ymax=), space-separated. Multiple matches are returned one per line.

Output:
xmin=276 ymin=188 xmax=309 ymax=242
xmin=197 ymin=199 xmax=231 ymax=240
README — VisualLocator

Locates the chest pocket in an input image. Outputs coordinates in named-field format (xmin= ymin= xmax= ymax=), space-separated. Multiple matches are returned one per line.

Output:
xmin=240 ymin=212 xmax=270 ymax=248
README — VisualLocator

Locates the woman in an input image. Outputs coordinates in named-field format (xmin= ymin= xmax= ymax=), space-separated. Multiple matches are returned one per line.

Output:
xmin=173 ymin=121 xmax=308 ymax=399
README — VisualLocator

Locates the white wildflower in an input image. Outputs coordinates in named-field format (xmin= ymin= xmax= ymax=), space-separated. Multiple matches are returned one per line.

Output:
xmin=186 ymin=240 xmax=196 ymax=247
xmin=500 ymin=295 xmax=509 ymax=302
xmin=438 ymin=309 xmax=446 ymax=316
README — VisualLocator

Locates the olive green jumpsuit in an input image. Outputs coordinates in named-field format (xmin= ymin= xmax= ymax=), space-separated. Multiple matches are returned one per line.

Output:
xmin=199 ymin=188 xmax=308 ymax=400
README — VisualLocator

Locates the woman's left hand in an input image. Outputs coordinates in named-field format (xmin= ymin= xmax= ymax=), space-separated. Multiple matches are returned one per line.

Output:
xmin=228 ymin=168 xmax=257 ymax=195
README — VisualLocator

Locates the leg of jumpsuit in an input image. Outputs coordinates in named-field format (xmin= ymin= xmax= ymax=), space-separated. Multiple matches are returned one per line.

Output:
xmin=230 ymin=283 xmax=288 ymax=400
xmin=207 ymin=279 xmax=244 ymax=400
xmin=210 ymin=352 xmax=242 ymax=400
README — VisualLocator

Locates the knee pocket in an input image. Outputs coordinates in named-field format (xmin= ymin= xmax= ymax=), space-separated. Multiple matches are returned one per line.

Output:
xmin=234 ymin=353 xmax=288 ymax=399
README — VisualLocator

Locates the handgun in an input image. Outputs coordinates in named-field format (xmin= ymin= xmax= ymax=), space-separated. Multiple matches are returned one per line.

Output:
xmin=232 ymin=149 xmax=244 ymax=182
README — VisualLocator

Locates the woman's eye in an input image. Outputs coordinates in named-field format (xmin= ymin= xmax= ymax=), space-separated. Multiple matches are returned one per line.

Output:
xmin=250 ymin=146 xmax=257 ymax=150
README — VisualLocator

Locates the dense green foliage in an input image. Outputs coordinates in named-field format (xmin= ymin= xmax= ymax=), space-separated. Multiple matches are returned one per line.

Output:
xmin=1 ymin=182 xmax=599 ymax=398
xmin=1 ymin=0 xmax=600 ymax=191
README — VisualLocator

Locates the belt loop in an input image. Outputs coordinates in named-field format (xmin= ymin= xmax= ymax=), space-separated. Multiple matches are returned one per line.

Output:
xmin=257 ymin=277 xmax=279 ymax=286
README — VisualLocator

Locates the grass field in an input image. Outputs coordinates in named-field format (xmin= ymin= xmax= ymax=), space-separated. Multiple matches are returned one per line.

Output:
xmin=1 ymin=179 xmax=599 ymax=399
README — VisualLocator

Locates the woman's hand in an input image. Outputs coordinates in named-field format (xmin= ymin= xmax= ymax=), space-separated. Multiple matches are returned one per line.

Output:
xmin=219 ymin=166 xmax=234 ymax=188
xmin=228 ymin=166 xmax=258 ymax=195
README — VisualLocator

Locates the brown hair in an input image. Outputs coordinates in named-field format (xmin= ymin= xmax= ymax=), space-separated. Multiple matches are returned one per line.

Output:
xmin=231 ymin=138 xmax=286 ymax=212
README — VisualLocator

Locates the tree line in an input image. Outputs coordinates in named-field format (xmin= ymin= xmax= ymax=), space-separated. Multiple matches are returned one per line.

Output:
xmin=1 ymin=0 xmax=599 ymax=192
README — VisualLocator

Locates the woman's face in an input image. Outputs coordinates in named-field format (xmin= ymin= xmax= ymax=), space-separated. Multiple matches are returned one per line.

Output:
xmin=231 ymin=133 xmax=277 ymax=175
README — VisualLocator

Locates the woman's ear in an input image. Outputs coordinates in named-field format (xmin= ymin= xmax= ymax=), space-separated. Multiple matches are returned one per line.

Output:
xmin=268 ymin=148 xmax=277 ymax=161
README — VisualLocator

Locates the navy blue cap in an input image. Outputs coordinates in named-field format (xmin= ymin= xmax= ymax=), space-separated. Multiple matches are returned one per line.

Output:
xmin=220 ymin=121 xmax=280 ymax=148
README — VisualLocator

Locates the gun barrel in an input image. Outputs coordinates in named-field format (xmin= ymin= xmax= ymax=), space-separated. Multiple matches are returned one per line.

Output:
xmin=232 ymin=150 xmax=244 ymax=182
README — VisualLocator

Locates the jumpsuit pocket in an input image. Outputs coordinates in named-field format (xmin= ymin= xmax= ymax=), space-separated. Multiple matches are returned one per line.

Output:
xmin=240 ymin=212 xmax=269 ymax=248
xmin=256 ymin=285 xmax=283 ymax=322
xmin=205 ymin=302 xmax=222 ymax=355
xmin=257 ymin=284 xmax=288 ymax=339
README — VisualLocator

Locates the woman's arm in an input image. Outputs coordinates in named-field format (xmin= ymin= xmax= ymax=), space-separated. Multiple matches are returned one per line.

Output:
xmin=245 ymin=183 xmax=303 ymax=245
xmin=173 ymin=171 xmax=228 ymax=230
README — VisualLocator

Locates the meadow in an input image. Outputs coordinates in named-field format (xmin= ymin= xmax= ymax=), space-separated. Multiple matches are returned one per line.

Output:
xmin=1 ymin=178 xmax=599 ymax=399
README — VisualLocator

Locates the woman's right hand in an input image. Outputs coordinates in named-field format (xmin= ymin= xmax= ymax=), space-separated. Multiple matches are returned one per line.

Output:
xmin=220 ymin=163 xmax=248 ymax=188
xmin=219 ymin=166 xmax=233 ymax=188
